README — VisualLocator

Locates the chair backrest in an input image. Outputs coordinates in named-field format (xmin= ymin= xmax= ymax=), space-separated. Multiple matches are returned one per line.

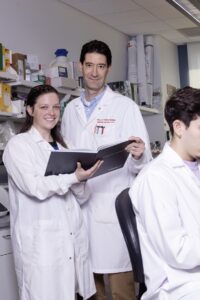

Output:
xmin=0 ymin=186 xmax=10 ymax=211
xmin=115 ymin=187 xmax=144 ymax=283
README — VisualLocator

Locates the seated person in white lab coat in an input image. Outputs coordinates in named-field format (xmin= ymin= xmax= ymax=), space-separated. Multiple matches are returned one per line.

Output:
xmin=129 ymin=86 xmax=200 ymax=300
xmin=3 ymin=85 xmax=102 ymax=300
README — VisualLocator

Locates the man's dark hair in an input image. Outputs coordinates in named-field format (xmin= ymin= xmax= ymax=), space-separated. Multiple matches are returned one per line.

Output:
xmin=80 ymin=40 xmax=112 ymax=67
xmin=165 ymin=86 xmax=200 ymax=135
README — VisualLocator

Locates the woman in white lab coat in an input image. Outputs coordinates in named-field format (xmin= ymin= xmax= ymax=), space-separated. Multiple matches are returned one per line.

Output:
xmin=3 ymin=85 xmax=101 ymax=300
xmin=130 ymin=86 xmax=200 ymax=300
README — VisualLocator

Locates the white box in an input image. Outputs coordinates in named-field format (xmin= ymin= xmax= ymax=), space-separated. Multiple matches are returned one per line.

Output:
xmin=50 ymin=77 xmax=78 ymax=89
xmin=26 ymin=54 xmax=39 ymax=71
xmin=11 ymin=100 xmax=24 ymax=114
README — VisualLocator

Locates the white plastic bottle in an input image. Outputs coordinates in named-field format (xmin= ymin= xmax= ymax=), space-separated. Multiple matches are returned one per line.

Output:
xmin=49 ymin=48 xmax=73 ymax=79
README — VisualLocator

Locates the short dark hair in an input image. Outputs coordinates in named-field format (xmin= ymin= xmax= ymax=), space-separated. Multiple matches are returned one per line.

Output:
xmin=80 ymin=40 xmax=112 ymax=67
xmin=20 ymin=84 xmax=67 ymax=148
xmin=165 ymin=86 xmax=200 ymax=135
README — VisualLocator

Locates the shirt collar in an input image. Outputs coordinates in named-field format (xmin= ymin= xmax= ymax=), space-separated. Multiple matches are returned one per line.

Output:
xmin=28 ymin=126 xmax=50 ymax=145
xmin=162 ymin=142 xmax=200 ymax=168
xmin=28 ymin=126 xmax=43 ymax=142
xmin=81 ymin=85 xmax=107 ymax=107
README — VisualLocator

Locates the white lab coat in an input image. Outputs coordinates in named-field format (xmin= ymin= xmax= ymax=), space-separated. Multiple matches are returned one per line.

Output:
xmin=62 ymin=86 xmax=152 ymax=273
xmin=130 ymin=143 xmax=200 ymax=300
xmin=3 ymin=127 xmax=96 ymax=300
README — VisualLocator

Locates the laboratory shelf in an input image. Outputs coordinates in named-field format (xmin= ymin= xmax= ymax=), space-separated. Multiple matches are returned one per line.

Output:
xmin=10 ymin=80 xmax=81 ymax=97
xmin=0 ymin=112 xmax=25 ymax=122
xmin=9 ymin=80 xmax=38 ymax=88
xmin=139 ymin=106 xmax=160 ymax=115
xmin=0 ymin=74 xmax=159 ymax=117
xmin=0 ymin=71 xmax=18 ymax=82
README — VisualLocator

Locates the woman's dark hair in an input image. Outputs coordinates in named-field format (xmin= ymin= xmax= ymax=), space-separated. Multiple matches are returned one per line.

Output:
xmin=165 ymin=86 xmax=200 ymax=135
xmin=80 ymin=40 xmax=112 ymax=67
xmin=20 ymin=84 xmax=67 ymax=148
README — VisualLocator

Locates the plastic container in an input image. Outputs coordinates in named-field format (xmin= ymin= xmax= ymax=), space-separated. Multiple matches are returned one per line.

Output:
xmin=25 ymin=61 xmax=31 ymax=81
xmin=49 ymin=48 xmax=73 ymax=79
xmin=37 ymin=64 xmax=46 ymax=83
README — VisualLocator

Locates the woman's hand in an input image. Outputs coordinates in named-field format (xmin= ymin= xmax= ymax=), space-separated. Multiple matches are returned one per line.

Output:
xmin=75 ymin=160 xmax=103 ymax=182
xmin=125 ymin=136 xmax=145 ymax=160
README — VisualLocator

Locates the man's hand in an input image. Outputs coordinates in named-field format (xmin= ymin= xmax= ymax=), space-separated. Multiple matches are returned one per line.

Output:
xmin=75 ymin=160 xmax=103 ymax=182
xmin=125 ymin=136 xmax=145 ymax=160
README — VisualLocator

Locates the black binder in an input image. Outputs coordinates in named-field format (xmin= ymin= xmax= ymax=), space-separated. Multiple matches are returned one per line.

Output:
xmin=45 ymin=140 xmax=132 ymax=178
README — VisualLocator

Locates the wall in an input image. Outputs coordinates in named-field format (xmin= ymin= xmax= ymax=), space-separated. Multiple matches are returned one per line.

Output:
xmin=0 ymin=0 xmax=128 ymax=82
xmin=187 ymin=42 xmax=200 ymax=88
xmin=143 ymin=36 xmax=180 ymax=147
xmin=0 ymin=0 xmax=181 ymax=147
xmin=158 ymin=36 xmax=180 ymax=107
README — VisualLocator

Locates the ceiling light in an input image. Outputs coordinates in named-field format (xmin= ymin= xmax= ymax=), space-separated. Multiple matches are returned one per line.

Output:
xmin=166 ymin=0 xmax=200 ymax=25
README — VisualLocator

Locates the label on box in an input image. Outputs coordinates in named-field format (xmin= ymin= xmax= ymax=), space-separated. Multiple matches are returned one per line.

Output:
xmin=45 ymin=66 xmax=69 ymax=78
xmin=58 ymin=66 xmax=68 ymax=78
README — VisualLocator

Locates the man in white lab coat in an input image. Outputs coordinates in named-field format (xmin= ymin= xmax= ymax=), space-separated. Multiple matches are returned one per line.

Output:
xmin=130 ymin=86 xmax=200 ymax=300
xmin=62 ymin=40 xmax=152 ymax=300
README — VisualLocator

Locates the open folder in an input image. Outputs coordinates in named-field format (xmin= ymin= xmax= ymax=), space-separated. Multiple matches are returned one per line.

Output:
xmin=45 ymin=140 xmax=132 ymax=178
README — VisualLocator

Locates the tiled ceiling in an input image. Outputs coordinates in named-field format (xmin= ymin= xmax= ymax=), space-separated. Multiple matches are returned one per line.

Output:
xmin=59 ymin=0 xmax=200 ymax=44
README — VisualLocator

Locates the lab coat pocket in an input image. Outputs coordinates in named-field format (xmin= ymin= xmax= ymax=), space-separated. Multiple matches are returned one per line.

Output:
xmin=31 ymin=220 xmax=65 ymax=267
xmin=89 ymin=193 xmax=118 ymax=224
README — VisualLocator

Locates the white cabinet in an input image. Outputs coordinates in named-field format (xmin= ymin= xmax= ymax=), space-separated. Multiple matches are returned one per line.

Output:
xmin=0 ymin=227 xmax=19 ymax=300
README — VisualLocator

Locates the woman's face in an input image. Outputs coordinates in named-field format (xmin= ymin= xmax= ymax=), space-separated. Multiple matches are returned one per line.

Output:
xmin=27 ymin=92 xmax=60 ymax=135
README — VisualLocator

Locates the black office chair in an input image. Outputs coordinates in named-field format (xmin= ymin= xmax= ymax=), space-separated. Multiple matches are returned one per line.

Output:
xmin=115 ymin=188 xmax=147 ymax=299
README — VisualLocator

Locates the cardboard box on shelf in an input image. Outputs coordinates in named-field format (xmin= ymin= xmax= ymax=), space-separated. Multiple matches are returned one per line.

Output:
xmin=12 ymin=53 xmax=27 ymax=81
xmin=0 ymin=43 xmax=3 ymax=71
xmin=0 ymin=83 xmax=3 ymax=108
xmin=0 ymin=83 xmax=12 ymax=112
xmin=26 ymin=54 xmax=39 ymax=71
xmin=11 ymin=99 xmax=25 ymax=115
xmin=3 ymin=47 xmax=12 ymax=72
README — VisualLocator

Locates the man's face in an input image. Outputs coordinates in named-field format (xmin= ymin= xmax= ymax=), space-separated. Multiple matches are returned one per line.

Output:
xmin=179 ymin=116 xmax=200 ymax=160
xmin=80 ymin=52 xmax=110 ymax=96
